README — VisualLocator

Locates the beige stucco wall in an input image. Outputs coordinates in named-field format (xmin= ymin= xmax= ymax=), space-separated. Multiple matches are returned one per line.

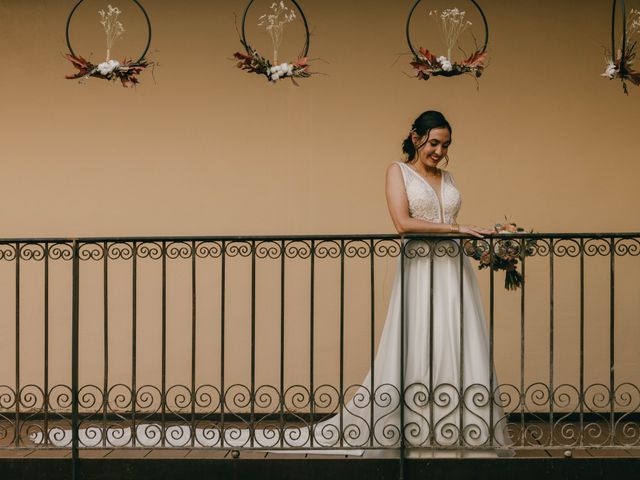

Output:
xmin=0 ymin=0 xmax=638 ymax=413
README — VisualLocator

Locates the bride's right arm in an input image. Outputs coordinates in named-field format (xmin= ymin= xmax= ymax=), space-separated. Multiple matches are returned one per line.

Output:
xmin=385 ymin=164 xmax=490 ymax=238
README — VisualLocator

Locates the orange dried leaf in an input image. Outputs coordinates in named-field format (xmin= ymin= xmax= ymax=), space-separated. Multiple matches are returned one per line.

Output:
xmin=418 ymin=47 xmax=437 ymax=63
xmin=461 ymin=50 xmax=487 ymax=68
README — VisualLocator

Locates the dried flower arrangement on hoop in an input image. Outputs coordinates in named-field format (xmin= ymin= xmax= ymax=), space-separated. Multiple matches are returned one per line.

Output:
xmin=406 ymin=0 xmax=488 ymax=81
xmin=233 ymin=0 xmax=313 ymax=84
xmin=464 ymin=220 xmax=537 ymax=291
xmin=602 ymin=0 xmax=640 ymax=94
xmin=65 ymin=1 xmax=153 ymax=87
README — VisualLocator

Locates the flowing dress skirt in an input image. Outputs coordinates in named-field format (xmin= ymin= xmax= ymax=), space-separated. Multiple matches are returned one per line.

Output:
xmin=302 ymin=240 xmax=513 ymax=453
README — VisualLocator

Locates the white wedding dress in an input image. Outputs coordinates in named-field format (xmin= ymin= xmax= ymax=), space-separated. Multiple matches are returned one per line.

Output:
xmin=269 ymin=162 xmax=514 ymax=456
xmin=33 ymin=162 xmax=513 ymax=456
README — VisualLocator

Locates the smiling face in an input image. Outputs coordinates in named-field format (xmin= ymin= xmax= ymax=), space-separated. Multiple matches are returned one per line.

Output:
xmin=412 ymin=127 xmax=452 ymax=169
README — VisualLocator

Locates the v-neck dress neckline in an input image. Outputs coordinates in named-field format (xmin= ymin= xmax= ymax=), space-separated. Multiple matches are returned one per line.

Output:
xmin=403 ymin=164 xmax=447 ymax=223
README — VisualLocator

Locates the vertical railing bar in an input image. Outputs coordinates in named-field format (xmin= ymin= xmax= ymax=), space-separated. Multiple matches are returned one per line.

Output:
xmin=369 ymin=239 xmax=375 ymax=448
xmin=250 ymin=240 xmax=256 ymax=448
xmin=131 ymin=242 xmax=138 ymax=448
xmin=458 ymin=238 xmax=465 ymax=448
xmin=399 ymin=238 xmax=406 ymax=479
xmin=15 ymin=243 xmax=21 ymax=448
xmin=102 ymin=242 xmax=109 ymax=448
xmin=190 ymin=240 xmax=197 ymax=447
xmin=161 ymin=240 xmax=167 ymax=447
xmin=43 ymin=243 xmax=50 ymax=447
xmin=340 ymin=239 xmax=346 ymax=445
xmin=71 ymin=240 xmax=80 ymax=480
xmin=309 ymin=240 xmax=315 ymax=447
xmin=219 ymin=241 xmax=226 ymax=448
xmin=428 ymin=242 xmax=435 ymax=448
xmin=339 ymin=240 xmax=345 ymax=447
xmin=609 ymin=238 xmax=615 ymax=445
xmin=549 ymin=239 xmax=555 ymax=446
xmin=279 ymin=240 xmax=286 ymax=448
xmin=340 ymin=239 xmax=345 ymax=446
xmin=489 ymin=237 xmax=495 ymax=446
xmin=519 ymin=243 xmax=526 ymax=447
xmin=579 ymin=238 xmax=585 ymax=446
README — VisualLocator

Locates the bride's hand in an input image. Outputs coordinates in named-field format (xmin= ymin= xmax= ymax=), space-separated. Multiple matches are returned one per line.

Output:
xmin=459 ymin=225 xmax=494 ymax=238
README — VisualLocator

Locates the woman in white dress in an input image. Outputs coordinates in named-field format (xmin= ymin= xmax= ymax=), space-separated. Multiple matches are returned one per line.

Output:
xmin=301 ymin=110 xmax=514 ymax=457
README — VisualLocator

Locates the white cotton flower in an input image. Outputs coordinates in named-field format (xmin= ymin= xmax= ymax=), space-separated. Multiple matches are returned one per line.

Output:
xmin=602 ymin=60 xmax=617 ymax=79
xmin=271 ymin=73 xmax=280 ymax=81
xmin=270 ymin=66 xmax=279 ymax=74
xmin=97 ymin=59 xmax=120 ymax=75
xmin=436 ymin=56 xmax=453 ymax=71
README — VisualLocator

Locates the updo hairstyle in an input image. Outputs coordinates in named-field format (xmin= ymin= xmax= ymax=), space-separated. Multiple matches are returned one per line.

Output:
xmin=402 ymin=110 xmax=452 ymax=162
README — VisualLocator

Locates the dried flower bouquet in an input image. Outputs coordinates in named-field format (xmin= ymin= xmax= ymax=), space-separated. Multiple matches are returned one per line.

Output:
xmin=233 ymin=46 xmax=311 ymax=85
xmin=411 ymin=8 xmax=486 ymax=80
xmin=65 ymin=4 xmax=151 ymax=87
xmin=65 ymin=54 xmax=151 ymax=87
xmin=464 ymin=221 xmax=536 ymax=291
xmin=233 ymin=1 xmax=313 ymax=84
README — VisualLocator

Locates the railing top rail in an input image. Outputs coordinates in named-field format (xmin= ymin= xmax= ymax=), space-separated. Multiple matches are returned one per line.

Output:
xmin=0 ymin=232 xmax=638 ymax=244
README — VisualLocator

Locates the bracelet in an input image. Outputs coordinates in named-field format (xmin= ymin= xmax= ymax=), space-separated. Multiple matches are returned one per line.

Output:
xmin=450 ymin=223 xmax=460 ymax=233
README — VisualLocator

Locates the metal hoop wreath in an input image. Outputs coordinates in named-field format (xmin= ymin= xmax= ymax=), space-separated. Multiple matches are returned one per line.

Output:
xmin=406 ymin=0 xmax=489 ymax=58
xmin=66 ymin=0 xmax=152 ymax=64
xmin=240 ymin=0 xmax=310 ymax=59
xmin=611 ymin=0 xmax=627 ymax=62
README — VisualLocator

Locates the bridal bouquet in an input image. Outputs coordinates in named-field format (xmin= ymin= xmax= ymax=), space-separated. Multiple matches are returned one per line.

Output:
xmin=464 ymin=221 xmax=536 ymax=291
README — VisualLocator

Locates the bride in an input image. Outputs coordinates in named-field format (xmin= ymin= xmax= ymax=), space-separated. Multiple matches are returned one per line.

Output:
xmin=292 ymin=110 xmax=514 ymax=457
xmin=34 ymin=111 xmax=514 ymax=457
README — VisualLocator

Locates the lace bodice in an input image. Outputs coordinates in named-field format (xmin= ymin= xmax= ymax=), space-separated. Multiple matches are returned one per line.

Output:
xmin=396 ymin=161 xmax=461 ymax=224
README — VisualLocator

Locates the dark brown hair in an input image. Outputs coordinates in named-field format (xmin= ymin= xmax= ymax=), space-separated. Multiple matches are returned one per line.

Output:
xmin=402 ymin=110 xmax=452 ymax=162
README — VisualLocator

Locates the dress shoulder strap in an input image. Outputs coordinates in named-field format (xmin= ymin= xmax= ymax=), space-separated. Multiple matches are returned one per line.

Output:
xmin=444 ymin=169 xmax=457 ymax=187
xmin=394 ymin=161 xmax=410 ymax=185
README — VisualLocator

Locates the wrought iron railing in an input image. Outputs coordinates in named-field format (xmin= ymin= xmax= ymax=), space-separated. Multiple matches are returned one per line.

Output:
xmin=0 ymin=233 xmax=638 ymax=461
